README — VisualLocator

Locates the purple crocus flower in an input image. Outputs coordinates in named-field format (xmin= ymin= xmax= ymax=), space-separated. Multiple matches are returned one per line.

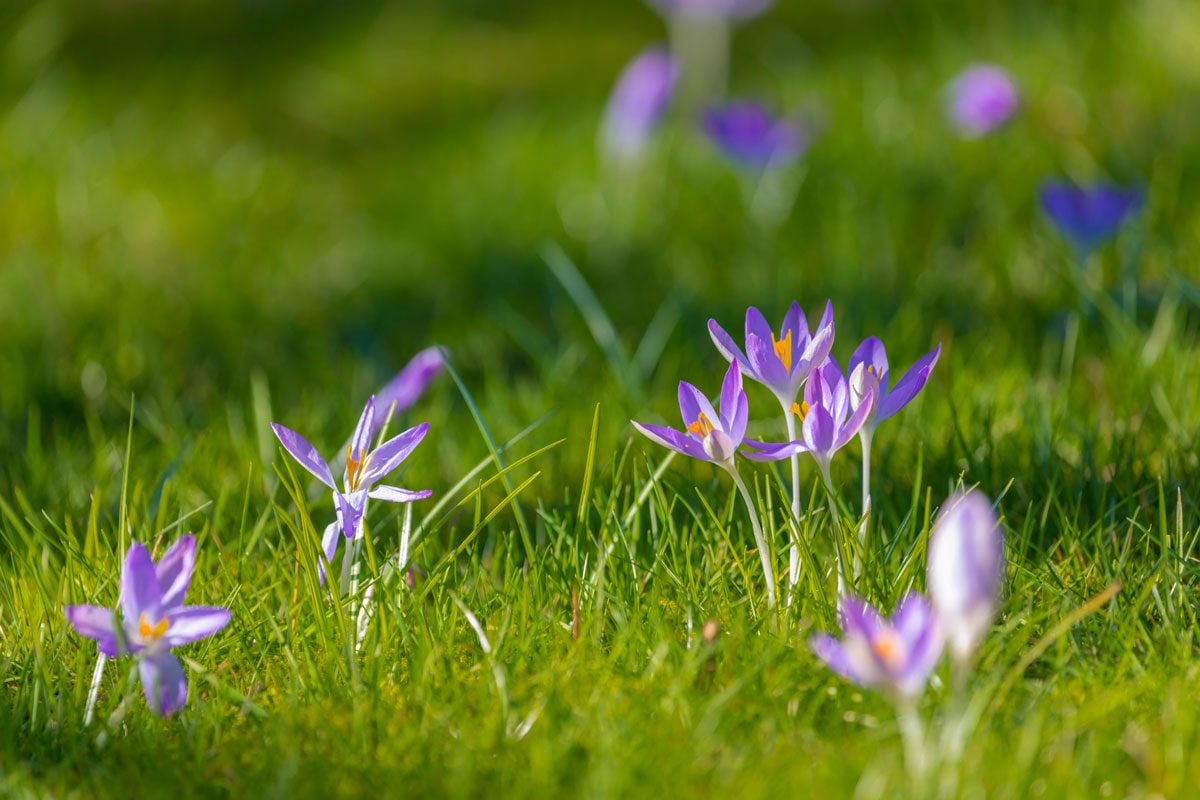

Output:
xmin=647 ymin=0 xmax=774 ymax=21
xmin=701 ymin=101 xmax=808 ymax=170
xmin=847 ymin=338 xmax=941 ymax=435
xmin=65 ymin=537 xmax=231 ymax=716
xmin=602 ymin=47 xmax=679 ymax=159
xmin=811 ymin=593 xmax=943 ymax=698
xmin=272 ymin=396 xmax=432 ymax=581
xmin=927 ymin=491 xmax=1004 ymax=666
xmin=708 ymin=302 xmax=835 ymax=409
xmin=632 ymin=360 xmax=754 ymax=468
xmin=947 ymin=64 xmax=1019 ymax=138
xmin=1040 ymin=181 xmax=1144 ymax=256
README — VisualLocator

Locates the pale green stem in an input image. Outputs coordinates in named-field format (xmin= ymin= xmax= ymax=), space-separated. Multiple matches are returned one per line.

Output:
xmin=894 ymin=697 xmax=930 ymax=792
xmin=729 ymin=465 xmax=777 ymax=611
xmin=856 ymin=428 xmax=873 ymax=580
xmin=818 ymin=464 xmax=847 ymax=597
xmin=782 ymin=403 xmax=802 ymax=602
xmin=84 ymin=653 xmax=106 ymax=726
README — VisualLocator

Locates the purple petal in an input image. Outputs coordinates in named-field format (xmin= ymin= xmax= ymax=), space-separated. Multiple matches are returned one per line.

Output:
xmin=318 ymin=522 xmax=340 ymax=586
xmin=349 ymin=397 xmax=377 ymax=462
xmin=717 ymin=361 xmax=744 ymax=433
xmin=702 ymin=101 xmax=808 ymax=170
xmin=795 ymin=311 xmax=835 ymax=380
xmin=744 ymin=306 xmax=774 ymax=347
xmin=803 ymin=403 xmax=836 ymax=455
xmin=359 ymin=422 xmax=430 ymax=487
xmin=832 ymin=384 xmax=876 ymax=451
xmin=676 ymin=381 xmax=719 ymax=435
xmin=879 ymin=344 xmax=941 ymax=421
xmin=708 ymin=319 xmax=750 ymax=369
xmin=368 ymin=486 xmax=433 ymax=503
xmin=64 ymin=605 xmax=120 ymax=657
xmin=163 ymin=606 xmax=231 ymax=648
xmin=849 ymin=337 xmax=889 ymax=388
xmin=373 ymin=347 xmax=443 ymax=436
xmin=781 ymin=301 xmax=809 ymax=351
xmin=746 ymin=333 xmax=789 ymax=393
xmin=947 ymin=64 xmax=1019 ymax=137
xmin=139 ymin=650 xmax=188 ymax=716
xmin=890 ymin=593 xmax=943 ymax=694
xmin=155 ymin=535 xmax=195 ymax=611
xmin=602 ymin=47 xmax=678 ymax=158
xmin=271 ymin=424 xmax=336 ymax=490
xmin=632 ymin=421 xmax=709 ymax=461
xmin=740 ymin=438 xmax=807 ymax=462
xmin=839 ymin=595 xmax=885 ymax=640
xmin=810 ymin=633 xmax=865 ymax=685
xmin=335 ymin=490 xmax=369 ymax=539
xmin=121 ymin=543 xmax=161 ymax=624
xmin=1040 ymin=181 xmax=1144 ymax=253
xmin=928 ymin=490 xmax=1004 ymax=645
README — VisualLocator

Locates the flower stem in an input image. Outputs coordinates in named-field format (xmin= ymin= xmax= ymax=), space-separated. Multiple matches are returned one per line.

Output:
xmin=729 ymin=465 xmax=777 ymax=611
xmin=782 ymin=404 xmax=802 ymax=604
xmin=818 ymin=464 xmax=847 ymax=597
xmin=856 ymin=429 xmax=873 ymax=580
xmin=894 ymin=698 xmax=930 ymax=792
xmin=84 ymin=653 xmax=106 ymax=726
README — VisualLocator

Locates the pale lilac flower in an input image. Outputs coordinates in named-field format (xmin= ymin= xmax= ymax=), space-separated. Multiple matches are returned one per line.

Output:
xmin=1040 ymin=181 xmax=1144 ymax=256
xmin=947 ymin=64 xmax=1019 ymax=137
xmin=701 ymin=101 xmax=809 ymax=170
xmin=65 ymin=537 xmax=231 ymax=716
xmin=647 ymin=0 xmax=774 ymax=21
xmin=847 ymin=338 xmax=941 ymax=436
xmin=272 ymin=397 xmax=432 ymax=582
xmin=632 ymin=360 xmax=754 ymax=468
xmin=373 ymin=347 xmax=443 ymax=438
xmin=927 ymin=491 xmax=1004 ymax=665
xmin=602 ymin=47 xmax=679 ymax=159
xmin=708 ymin=301 xmax=834 ymax=408
xmin=811 ymin=593 xmax=943 ymax=698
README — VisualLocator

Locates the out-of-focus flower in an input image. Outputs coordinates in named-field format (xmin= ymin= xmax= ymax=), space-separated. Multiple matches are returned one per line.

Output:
xmin=847 ymin=338 xmax=941 ymax=436
xmin=811 ymin=593 xmax=944 ymax=698
xmin=701 ymin=101 xmax=808 ymax=170
xmin=1040 ymin=181 xmax=1144 ymax=256
xmin=602 ymin=47 xmax=679 ymax=159
xmin=65 ymin=537 xmax=231 ymax=716
xmin=632 ymin=360 xmax=754 ymax=467
xmin=946 ymin=64 xmax=1019 ymax=137
xmin=927 ymin=490 xmax=1004 ymax=666
xmin=272 ymin=397 xmax=432 ymax=582
xmin=373 ymin=347 xmax=443 ymax=438
xmin=708 ymin=302 xmax=834 ymax=409
xmin=647 ymin=0 xmax=774 ymax=21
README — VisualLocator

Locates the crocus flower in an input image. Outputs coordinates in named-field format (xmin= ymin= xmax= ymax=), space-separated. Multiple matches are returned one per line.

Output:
xmin=65 ymin=537 xmax=231 ymax=716
xmin=602 ymin=47 xmax=679 ymax=159
xmin=847 ymin=338 xmax=941 ymax=436
xmin=927 ymin=491 xmax=1004 ymax=666
xmin=647 ymin=0 xmax=774 ymax=21
xmin=373 ymin=347 xmax=444 ymax=439
xmin=810 ymin=593 xmax=943 ymax=698
xmin=272 ymin=396 xmax=432 ymax=581
xmin=1040 ymin=181 xmax=1144 ymax=256
xmin=701 ymin=101 xmax=808 ymax=170
xmin=708 ymin=302 xmax=834 ymax=409
xmin=946 ymin=64 xmax=1019 ymax=137
xmin=632 ymin=360 xmax=752 ymax=468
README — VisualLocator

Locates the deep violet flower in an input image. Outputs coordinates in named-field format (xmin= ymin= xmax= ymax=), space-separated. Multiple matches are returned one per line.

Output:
xmin=701 ymin=101 xmax=808 ymax=170
xmin=602 ymin=47 xmax=679 ymax=159
xmin=847 ymin=338 xmax=941 ymax=436
xmin=927 ymin=491 xmax=1004 ymax=667
xmin=65 ymin=537 xmax=231 ymax=716
xmin=811 ymin=593 xmax=943 ymax=698
xmin=946 ymin=64 xmax=1019 ymax=137
xmin=272 ymin=396 xmax=432 ymax=581
xmin=1040 ymin=181 xmax=1144 ymax=256
xmin=647 ymin=0 xmax=774 ymax=21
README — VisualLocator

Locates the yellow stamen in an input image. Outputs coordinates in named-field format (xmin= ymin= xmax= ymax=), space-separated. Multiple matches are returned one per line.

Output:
xmin=138 ymin=612 xmax=170 ymax=642
xmin=687 ymin=411 xmax=716 ymax=438
xmin=772 ymin=331 xmax=793 ymax=373
xmin=790 ymin=401 xmax=811 ymax=421
xmin=866 ymin=364 xmax=876 ymax=375
xmin=346 ymin=446 xmax=366 ymax=490
xmin=871 ymin=630 xmax=904 ymax=669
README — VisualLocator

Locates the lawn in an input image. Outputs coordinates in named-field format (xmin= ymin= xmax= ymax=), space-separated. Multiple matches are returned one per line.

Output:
xmin=2 ymin=0 xmax=1200 ymax=797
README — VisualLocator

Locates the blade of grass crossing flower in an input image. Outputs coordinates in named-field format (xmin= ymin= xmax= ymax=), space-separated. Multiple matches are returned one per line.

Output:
xmin=578 ymin=404 xmax=601 ymax=528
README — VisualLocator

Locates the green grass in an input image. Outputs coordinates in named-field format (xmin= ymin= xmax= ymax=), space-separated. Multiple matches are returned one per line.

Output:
xmin=2 ymin=0 xmax=1200 ymax=796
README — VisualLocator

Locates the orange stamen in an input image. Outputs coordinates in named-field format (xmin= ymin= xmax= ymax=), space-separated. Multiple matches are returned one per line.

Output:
xmin=346 ymin=446 xmax=364 ymax=490
xmin=790 ymin=401 xmax=811 ymax=420
xmin=871 ymin=630 xmax=904 ymax=669
xmin=138 ymin=612 xmax=170 ymax=642
xmin=687 ymin=411 xmax=716 ymax=438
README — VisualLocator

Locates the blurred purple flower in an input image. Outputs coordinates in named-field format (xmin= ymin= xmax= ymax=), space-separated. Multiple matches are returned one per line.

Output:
xmin=1040 ymin=181 xmax=1144 ymax=256
xmin=273 ymin=397 xmax=432 ymax=582
xmin=947 ymin=64 xmax=1019 ymax=137
xmin=708 ymin=301 xmax=834 ymax=408
xmin=602 ymin=47 xmax=679 ymax=159
xmin=701 ymin=101 xmax=808 ymax=170
xmin=373 ymin=347 xmax=443 ymax=438
xmin=927 ymin=491 xmax=1004 ymax=666
xmin=632 ymin=360 xmax=752 ymax=467
xmin=65 ymin=537 xmax=231 ymax=716
xmin=847 ymin=338 xmax=941 ymax=435
xmin=811 ymin=593 xmax=944 ymax=698
xmin=647 ymin=0 xmax=774 ymax=21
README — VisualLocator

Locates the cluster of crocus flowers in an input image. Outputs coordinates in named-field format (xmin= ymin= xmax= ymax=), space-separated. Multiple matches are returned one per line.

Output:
xmin=65 ymin=536 xmax=231 ymax=716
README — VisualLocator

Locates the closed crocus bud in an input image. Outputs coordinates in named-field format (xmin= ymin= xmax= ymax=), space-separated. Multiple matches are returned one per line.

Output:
xmin=602 ymin=47 xmax=679 ymax=160
xmin=927 ymin=491 xmax=1004 ymax=666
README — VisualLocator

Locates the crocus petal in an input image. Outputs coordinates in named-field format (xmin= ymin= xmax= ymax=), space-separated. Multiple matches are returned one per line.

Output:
xmin=879 ymin=344 xmax=941 ymax=421
xmin=359 ymin=422 xmax=430 ymax=487
xmin=839 ymin=595 xmax=885 ymax=640
xmin=795 ymin=315 xmax=834 ymax=380
xmin=270 ymin=424 xmax=336 ymax=490
xmin=717 ymin=361 xmax=744 ymax=432
xmin=632 ymin=421 xmax=709 ymax=461
xmin=832 ymin=384 xmax=876 ymax=451
xmin=781 ymin=301 xmax=809 ymax=352
xmin=708 ymin=319 xmax=750 ymax=369
xmin=740 ymin=439 xmax=807 ymax=462
xmin=676 ymin=381 xmax=720 ymax=435
xmin=64 ymin=605 xmax=120 ymax=657
xmin=155 ymin=535 xmax=196 ymax=611
xmin=349 ymin=397 xmax=377 ymax=462
xmin=139 ymin=651 xmax=188 ymax=716
xmin=1040 ymin=181 xmax=1144 ymax=253
xmin=744 ymin=306 xmax=774 ymax=349
xmin=746 ymin=333 xmax=789 ymax=393
xmin=373 ymin=347 xmax=443 ymax=436
xmin=121 ymin=543 xmax=162 ymax=624
xmin=335 ymin=491 xmax=369 ymax=539
xmin=163 ymin=606 xmax=232 ymax=648
xmin=810 ymin=634 xmax=864 ymax=684
xmin=849 ymin=337 xmax=890 ymax=389
xmin=890 ymin=593 xmax=943 ymax=696
xmin=928 ymin=491 xmax=1004 ymax=662
xmin=947 ymin=64 xmax=1019 ymax=137
xmin=602 ymin=47 xmax=678 ymax=158
xmin=803 ymin=403 xmax=836 ymax=456
xmin=317 ymin=522 xmax=340 ymax=586
xmin=368 ymin=486 xmax=433 ymax=503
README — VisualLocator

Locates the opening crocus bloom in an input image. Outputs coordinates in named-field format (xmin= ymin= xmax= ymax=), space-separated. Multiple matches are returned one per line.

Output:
xmin=947 ymin=64 xmax=1019 ymax=137
xmin=64 ymin=537 xmax=231 ymax=716
xmin=602 ymin=47 xmax=679 ymax=159
xmin=810 ymin=593 xmax=943 ymax=698
xmin=1039 ymin=180 xmax=1144 ymax=256
xmin=646 ymin=0 xmax=774 ymax=21
xmin=708 ymin=302 xmax=834 ymax=407
xmin=927 ymin=491 xmax=1004 ymax=665
xmin=701 ymin=101 xmax=808 ymax=170
xmin=847 ymin=337 xmax=941 ymax=434
xmin=272 ymin=396 xmax=433 ymax=582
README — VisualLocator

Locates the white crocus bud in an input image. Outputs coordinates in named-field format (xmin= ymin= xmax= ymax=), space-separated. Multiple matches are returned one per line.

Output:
xmin=702 ymin=429 xmax=736 ymax=465
xmin=849 ymin=361 xmax=881 ymax=415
